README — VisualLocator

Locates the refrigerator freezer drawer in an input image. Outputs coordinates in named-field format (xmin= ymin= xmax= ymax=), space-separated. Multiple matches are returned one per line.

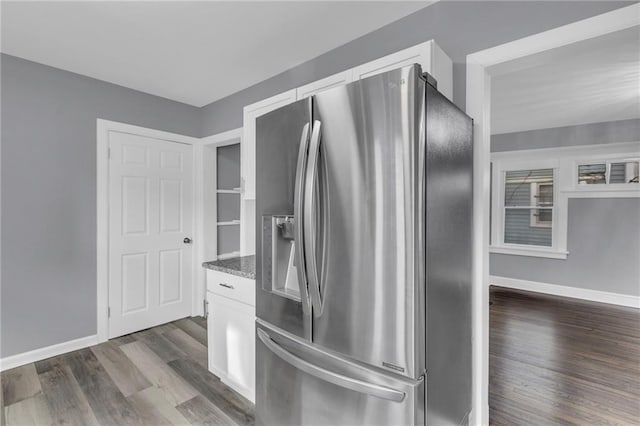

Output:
xmin=256 ymin=322 xmax=424 ymax=426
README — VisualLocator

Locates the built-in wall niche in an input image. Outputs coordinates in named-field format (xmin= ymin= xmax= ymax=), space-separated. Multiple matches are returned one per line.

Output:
xmin=202 ymin=128 xmax=242 ymax=261
xmin=216 ymin=143 xmax=241 ymax=258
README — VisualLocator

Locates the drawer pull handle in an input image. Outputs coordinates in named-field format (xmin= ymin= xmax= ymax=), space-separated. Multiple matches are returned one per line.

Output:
xmin=219 ymin=283 xmax=234 ymax=289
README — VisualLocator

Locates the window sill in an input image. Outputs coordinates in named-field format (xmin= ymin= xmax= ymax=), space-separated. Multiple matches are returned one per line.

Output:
xmin=489 ymin=245 xmax=569 ymax=259
xmin=563 ymin=189 xmax=640 ymax=198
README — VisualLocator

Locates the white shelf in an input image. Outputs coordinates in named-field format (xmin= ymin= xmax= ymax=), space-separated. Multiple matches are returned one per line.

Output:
xmin=217 ymin=251 xmax=241 ymax=260
xmin=217 ymin=188 xmax=242 ymax=194
xmin=217 ymin=220 xmax=241 ymax=226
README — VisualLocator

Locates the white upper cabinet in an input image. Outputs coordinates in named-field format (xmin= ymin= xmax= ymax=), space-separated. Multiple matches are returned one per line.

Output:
xmin=242 ymin=89 xmax=297 ymax=200
xmin=296 ymin=70 xmax=353 ymax=99
xmin=241 ymin=40 xmax=452 ymax=204
xmin=352 ymin=40 xmax=452 ymax=100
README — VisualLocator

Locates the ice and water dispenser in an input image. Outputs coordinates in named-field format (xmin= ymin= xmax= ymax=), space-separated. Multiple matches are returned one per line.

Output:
xmin=261 ymin=215 xmax=301 ymax=301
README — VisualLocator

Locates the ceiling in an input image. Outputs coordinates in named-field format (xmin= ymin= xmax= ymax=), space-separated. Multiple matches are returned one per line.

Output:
xmin=490 ymin=26 xmax=640 ymax=135
xmin=1 ymin=1 xmax=431 ymax=107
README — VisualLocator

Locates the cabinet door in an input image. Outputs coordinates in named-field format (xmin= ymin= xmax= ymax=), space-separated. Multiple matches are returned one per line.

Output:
xmin=242 ymin=89 xmax=297 ymax=200
xmin=352 ymin=40 xmax=452 ymax=100
xmin=296 ymin=70 xmax=353 ymax=99
xmin=353 ymin=42 xmax=432 ymax=81
xmin=208 ymin=292 xmax=256 ymax=402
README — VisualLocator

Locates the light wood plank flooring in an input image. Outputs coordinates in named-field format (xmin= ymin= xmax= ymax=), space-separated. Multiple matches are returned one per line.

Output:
xmin=490 ymin=286 xmax=640 ymax=425
xmin=1 ymin=317 xmax=254 ymax=426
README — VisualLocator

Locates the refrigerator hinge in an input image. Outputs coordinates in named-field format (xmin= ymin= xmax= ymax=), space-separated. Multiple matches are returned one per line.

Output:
xmin=422 ymin=71 xmax=438 ymax=90
xmin=203 ymin=299 xmax=209 ymax=319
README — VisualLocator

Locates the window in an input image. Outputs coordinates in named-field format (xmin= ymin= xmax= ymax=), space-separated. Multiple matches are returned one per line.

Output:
xmin=491 ymin=142 xmax=639 ymax=260
xmin=578 ymin=163 xmax=606 ymax=184
xmin=578 ymin=159 xmax=639 ymax=185
xmin=503 ymin=168 xmax=555 ymax=248
xmin=491 ymin=159 xmax=564 ymax=259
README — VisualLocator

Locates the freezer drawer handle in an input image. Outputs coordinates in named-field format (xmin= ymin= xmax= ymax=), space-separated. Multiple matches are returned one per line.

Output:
xmin=257 ymin=329 xmax=405 ymax=403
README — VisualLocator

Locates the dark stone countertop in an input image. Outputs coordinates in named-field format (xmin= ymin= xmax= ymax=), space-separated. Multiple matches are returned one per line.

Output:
xmin=202 ymin=255 xmax=256 ymax=280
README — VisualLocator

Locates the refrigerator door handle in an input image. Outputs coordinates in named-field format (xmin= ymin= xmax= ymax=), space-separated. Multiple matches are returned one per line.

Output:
xmin=294 ymin=122 xmax=312 ymax=314
xmin=257 ymin=329 xmax=406 ymax=402
xmin=304 ymin=120 xmax=323 ymax=314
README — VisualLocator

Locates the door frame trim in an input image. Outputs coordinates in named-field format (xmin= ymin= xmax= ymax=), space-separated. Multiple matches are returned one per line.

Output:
xmin=96 ymin=119 xmax=200 ymax=342
xmin=465 ymin=4 xmax=639 ymax=424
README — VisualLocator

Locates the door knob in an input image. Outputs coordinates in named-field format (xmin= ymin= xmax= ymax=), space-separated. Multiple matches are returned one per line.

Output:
xmin=183 ymin=237 xmax=192 ymax=244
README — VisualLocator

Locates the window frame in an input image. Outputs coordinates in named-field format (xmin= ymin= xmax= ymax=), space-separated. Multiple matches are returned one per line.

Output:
xmin=574 ymin=156 xmax=640 ymax=189
xmin=492 ymin=158 xmax=564 ymax=258
xmin=490 ymin=141 xmax=640 ymax=260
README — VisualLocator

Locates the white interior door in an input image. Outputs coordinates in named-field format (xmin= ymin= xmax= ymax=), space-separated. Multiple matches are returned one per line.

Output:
xmin=108 ymin=131 xmax=193 ymax=338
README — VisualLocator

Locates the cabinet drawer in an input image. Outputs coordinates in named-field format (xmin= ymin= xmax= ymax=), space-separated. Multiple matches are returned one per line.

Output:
xmin=206 ymin=269 xmax=255 ymax=306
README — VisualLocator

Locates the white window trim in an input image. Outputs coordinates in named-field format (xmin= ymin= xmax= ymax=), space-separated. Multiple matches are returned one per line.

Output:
xmin=491 ymin=141 xmax=640 ymax=259
xmin=491 ymin=157 xmax=565 ymax=258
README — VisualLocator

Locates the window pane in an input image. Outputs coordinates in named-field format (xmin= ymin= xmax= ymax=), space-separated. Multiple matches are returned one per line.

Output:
xmin=536 ymin=208 xmax=552 ymax=223
xmin=504 ymin=208 xmax=552 ymax=246
xmin=537 ymin=183 xmax=553 ymax=206
xmin=578 ymin=164 xmax=606 ymax=185
xmin=610 ymin=161 xmax=639 ymax=184
xmin=504 ymin=169 xmax=553 ymax=207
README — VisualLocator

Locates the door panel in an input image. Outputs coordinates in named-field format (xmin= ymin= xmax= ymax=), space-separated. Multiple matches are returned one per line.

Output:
xmin=243 ymin=89 xmax=297 ymax=201
xmin=256 ymin=322 xmax=423 ymax=426
xmin=122 ymin=253 xmax=148 ymax=313
xmin=160 ymin=150 xmax=183 ymax=170
xmin=159 ymin=249 xmax=182 ymax=305
xmin=122 ymin=144 xmax=147 ymax=166
xmin=255 ymin=98 xmax=312 ymax=340
xmin=109 ymin=131 xmax=193 ymax=338
xmin=122 ymin=176 xmax=148 ymax=235
xmin=310 ymin=65 xmax=425 ymax=378
xmin=160 ymin=179 xmax=183 ymax=232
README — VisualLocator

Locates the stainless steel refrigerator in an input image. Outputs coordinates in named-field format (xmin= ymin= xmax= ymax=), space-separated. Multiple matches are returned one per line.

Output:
xmin=255 ymin=64 xmax=472 ymax=426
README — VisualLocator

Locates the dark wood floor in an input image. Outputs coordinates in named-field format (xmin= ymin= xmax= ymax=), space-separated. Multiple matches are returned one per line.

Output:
xmin=1 ymin=317 xmax=254 ymax=426
xmin=490 ymin=286 xmax=640 ymax=425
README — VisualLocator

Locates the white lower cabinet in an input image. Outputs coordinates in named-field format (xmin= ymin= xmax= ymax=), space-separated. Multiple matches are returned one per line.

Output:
xmin=206 ymin=270 xmax=256 ymax=403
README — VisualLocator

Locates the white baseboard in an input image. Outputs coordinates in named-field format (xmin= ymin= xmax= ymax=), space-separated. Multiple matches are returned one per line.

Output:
xmin=490 ymin=276 xmax=640 ymax=309
xmin=0 ymin=334 xmax=99 ymax=372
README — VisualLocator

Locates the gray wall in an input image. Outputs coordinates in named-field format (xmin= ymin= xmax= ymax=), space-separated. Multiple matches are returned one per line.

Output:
xmin=490 ymin=120 xmax=640 ymax=296
xmin=1 ymin=54 xmax=201 ymax=357
xmin=492 ymin=118 xmax=640 ymax=152
xmin=491 ymin=198 xmax=640 ymax=296
xmin=200 ymin=1 xmax=631 ymax=137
